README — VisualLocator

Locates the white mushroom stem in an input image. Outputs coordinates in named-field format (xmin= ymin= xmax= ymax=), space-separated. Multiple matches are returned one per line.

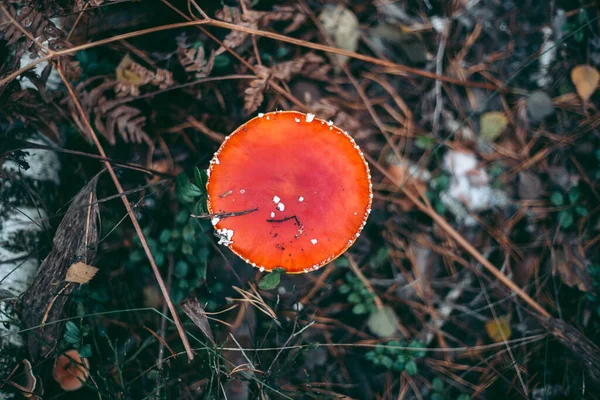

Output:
xmin=0 ymin=135 xmax=60 ymax=399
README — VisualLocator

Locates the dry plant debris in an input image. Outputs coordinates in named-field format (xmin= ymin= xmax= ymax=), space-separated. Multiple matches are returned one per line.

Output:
xmin=1 ymin=0 xmax=600 ymax=399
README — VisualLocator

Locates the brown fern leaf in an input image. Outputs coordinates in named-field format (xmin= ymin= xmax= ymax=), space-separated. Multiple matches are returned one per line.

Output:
xmin=244 ymin=65 xmax=270 ymax=115
xmin=106 ymin=105 xmax=150 ymax=145
xmin=178 ymin=45 xmax=216 ymax=78
xmin=214 ymin=3 xmax=304 ymax=55
xmin=1 ymin=5 xmax=62 ymax=56
xmin=271 ymin=53 xmax=324 ymax=81
xmin=66 ymin=78 xmax=152 ymax=146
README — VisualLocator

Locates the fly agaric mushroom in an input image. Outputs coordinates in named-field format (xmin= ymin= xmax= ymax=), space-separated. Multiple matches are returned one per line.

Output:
xmin=206 ymin=111 xmax=372 ymax=273
xmin=52 ymin=349 xmax=89 ymax=391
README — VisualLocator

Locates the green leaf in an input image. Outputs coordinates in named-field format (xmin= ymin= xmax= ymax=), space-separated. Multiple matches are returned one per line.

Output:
xmin=214 ymin=54 xmax=230 ymax=68
xmin=258 ymin=271 xmax=281 ymax=290
xmin=415 ymin=135 xmax=436 ymax=150
xmin=347 ymin=293 xmax=361 ymax=303
xmin=434 ymin=201 xmax=446 ymax=215
xmin=575 ymin=205 xmax=588 ymax=216
xmin=65 ymin=321 xmax=80 ymax=336
xmin=457 ymin=395 xmax=471 ymax=400
xmin=336 ymin=257 xmax=350 ymax=268
xmin=568 ymin=186 xmax=580 ymax=204
xmin=154 ymin=251 xmax=165 ymax=267
xmin=339 ymin=284 xmax=351 ymax=294
xmin=174 ymin=260 xmax=189 ymax=278
xmin=79 ymin=344 xmax=92 ymax=359
xmin=176 ymin=173 xmax=204 ymax=203
xmin=194 ymin=167 xmax=208 ymax=189
xmin=432 ymin=378 xmax=444 ymax=392
xmin=551 ymin=192 xmax=564 ymax=207
xmin=352 ymin=303 xmax=367 ymax=314
xmin=370 ymin=247 xmax=389 ymax=269
xmin=159 ymin=229 xmax=171 ymax=244
xmin=405 ymin=359 xmax=418 ymax=376
xmin=129 ymin=250 xmax=144 ymax=263
xmin=381 ymin=355 xmax=393 ymax=369
xmin=392 ymin=359 xmax=405 ymax=372
xmin=558 ymin=210 xmax=574 ymax=228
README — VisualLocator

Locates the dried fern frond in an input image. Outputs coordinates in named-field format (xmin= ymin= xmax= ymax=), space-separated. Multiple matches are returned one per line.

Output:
xmin=214 ymin=0 xmax=306 ymax=54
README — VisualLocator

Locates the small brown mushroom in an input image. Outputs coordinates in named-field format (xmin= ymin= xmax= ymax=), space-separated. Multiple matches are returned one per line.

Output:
xmin=52 ymin=349 xmax=89 ymax=391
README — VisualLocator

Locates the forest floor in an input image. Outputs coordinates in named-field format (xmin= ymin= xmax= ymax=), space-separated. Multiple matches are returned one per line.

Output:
xmin=1 ymin=0 xmax=600 ymax=399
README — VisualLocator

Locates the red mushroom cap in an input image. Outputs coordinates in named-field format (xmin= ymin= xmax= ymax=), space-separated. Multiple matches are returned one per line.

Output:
xmin=206 ymin=111 xmax=372 ymax=274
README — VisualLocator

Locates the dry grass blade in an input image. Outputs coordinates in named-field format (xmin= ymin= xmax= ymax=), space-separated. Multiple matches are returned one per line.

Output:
xmin=230 ymin=285 xmax=280 ymax=327
xmin=55 ymin=63 xmax=195 ymax=361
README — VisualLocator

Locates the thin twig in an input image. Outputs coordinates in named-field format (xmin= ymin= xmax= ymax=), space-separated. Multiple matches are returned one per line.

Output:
xmin=432 ymin=21 xmax=450 ymax=136
xmin=55 ymin=63 xmax=195 ymax=361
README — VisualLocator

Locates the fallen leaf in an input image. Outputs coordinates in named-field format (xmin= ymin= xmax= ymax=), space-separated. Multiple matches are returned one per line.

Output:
xmin=571 ymin=64 xmax=600 ymax=102
xmin=485 ymin=313 xmax=512 ymax=343
xmin=318 ymin=4 xmax=359 ymax=67
xmin=479 ymin=111 xmax=508 ymax=141
xmin=181 ymin=296 xmax=215 ymax=345
xmin=65 ymin=262 xmax=98 ymax=284
xmin=367 ymin=306 xmax=399 ymax=338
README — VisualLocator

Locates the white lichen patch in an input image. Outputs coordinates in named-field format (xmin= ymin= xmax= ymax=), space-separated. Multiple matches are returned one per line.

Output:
xmin=311 ymin=238 xmax=318 ymax=245
xmin=277 ymin=203 xmax=285 ymax=211
xmin=215 ymin=228 xmax=234 ymax=246
xmin=306 ymin=113 xmax=315 ymax=122
xmin=273 ymin=195 xmax=281 ymax=204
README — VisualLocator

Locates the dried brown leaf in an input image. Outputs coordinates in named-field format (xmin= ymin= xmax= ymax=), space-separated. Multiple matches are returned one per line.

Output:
xmin=571 ymin=65 xmax=600 ymax=102
xmin=178 ymin=45 xmax=215 ymax=78
xmin=65 ymin=262 xmax=99 ymax=284
xmin=215 ymin=4 xmax=304 ymax=54
xmin=181 ymin=296 xmax=215 ymax=345
xmin=244 ymin=65 xmax=270 ymax=114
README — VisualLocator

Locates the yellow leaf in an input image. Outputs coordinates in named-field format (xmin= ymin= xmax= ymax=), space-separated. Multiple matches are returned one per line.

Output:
xmin=65 ymin=262 xmax=99 ymax=284
xmin=116 ymin=54 xmax=145 ymax=86
xmin=480 ymin=111 xmax=508 ymax=141
xmin=571 ymin=64 xmax=600 ymax=102
xmin=485 ymin=313 xmax=512 ymax=343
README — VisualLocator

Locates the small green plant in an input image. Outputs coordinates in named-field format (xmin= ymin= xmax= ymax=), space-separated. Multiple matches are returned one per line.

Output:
xmin=550 ymin=185 xmax=588 ymax=229
xmin=176 ymin=167 xmax=209 ymax=213
xmin=126 ymin=210 xmax=212 ymax=305
xmin=365 ymin=340 xmax=426 ymax=375
xmin=258 ymin=267 xmax=286 ymax=290
xmin=427 ymin=173 xmax=450 ymax=215
xmin=62 ymin=303 xmax=92 ymax=359
xmin=561 ymin=9 xmax=589 ymax=43
xmin=338 ymin=271 xmax=377 ymax=315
